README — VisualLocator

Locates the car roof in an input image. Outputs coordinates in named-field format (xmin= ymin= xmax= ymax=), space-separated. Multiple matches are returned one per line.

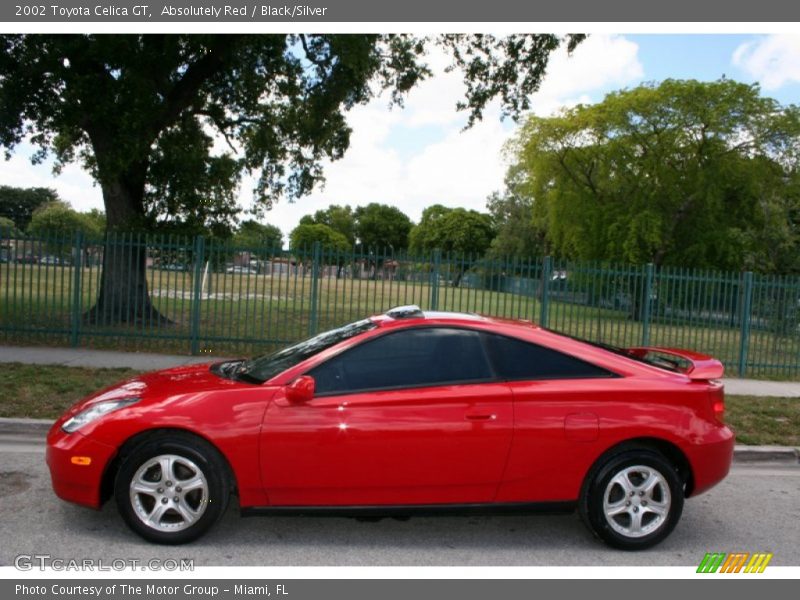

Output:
xmin=371 ymin=305 xmax=538 ymax=329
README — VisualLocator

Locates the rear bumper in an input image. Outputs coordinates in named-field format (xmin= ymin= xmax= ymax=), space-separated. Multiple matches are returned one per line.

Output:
xmin=46 ymin=424 xmax=117 ymax=509
xmin=685 ymin=424 xmax=735 ymax=497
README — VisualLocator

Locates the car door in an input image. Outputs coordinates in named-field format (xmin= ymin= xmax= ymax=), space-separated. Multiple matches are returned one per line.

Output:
xmin=483 ymin=333 xmax=622 ymax=503
xmin=260 ymin=327 xmax=514 ymax=506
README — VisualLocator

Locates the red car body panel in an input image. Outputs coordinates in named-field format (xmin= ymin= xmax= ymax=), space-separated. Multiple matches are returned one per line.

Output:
xmin=261 ymin=382 xmax=514 ymax=505
xmin=46 ymin=313 xmax=734 ymax=513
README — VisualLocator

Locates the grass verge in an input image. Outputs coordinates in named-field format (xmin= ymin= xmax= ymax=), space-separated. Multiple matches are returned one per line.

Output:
xmin=0 ymin=363 xmax=140 ymax=419
xmin=726 ymin=395 xmax=800 ymax=446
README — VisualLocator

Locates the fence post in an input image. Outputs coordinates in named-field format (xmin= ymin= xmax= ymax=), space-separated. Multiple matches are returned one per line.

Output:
xmin=190 ymin=235 xmax=205 ymax=355
xmin=737 ymin=271 xmax=754 ymax=377
xmin=641 ymin=262 xmax=655 ymax=346
xmin=540 ymin=256 xmax=552 ymax=327
xmin=430 ymin=249 xmax=441 ymax=311
xmin=69 ymin=231 xmax=83 ymax=348
xmin=308 ymin=241 xmax=322 ymax=336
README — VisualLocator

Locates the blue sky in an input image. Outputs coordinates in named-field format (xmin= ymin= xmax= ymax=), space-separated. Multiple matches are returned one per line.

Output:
xmin=2 ymin=34 xmax=799 ymax=240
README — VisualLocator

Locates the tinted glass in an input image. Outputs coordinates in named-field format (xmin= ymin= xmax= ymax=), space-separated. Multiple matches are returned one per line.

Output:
xmin=311 ymin=328 xmax=492 ymax=395
xmin=239 ymin=319 xmax=377 ymax=383
xmin=484 ymin=333 xmax=612 ymax=380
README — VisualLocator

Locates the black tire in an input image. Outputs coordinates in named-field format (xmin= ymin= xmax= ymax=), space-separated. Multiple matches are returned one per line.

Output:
xmin=114 ymin=432 xmax=230 ymax=545
xmin=579 ymin=449 xmax=684 ymax=550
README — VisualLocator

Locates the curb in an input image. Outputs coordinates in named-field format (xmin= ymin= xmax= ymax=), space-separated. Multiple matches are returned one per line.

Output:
xmin=0 ymin=417 xmax=52 ymax=435
xmin=0 ymin=418 xmax=798 ymax=464
xmin=732 ymin=445 xmax=799 ymax=463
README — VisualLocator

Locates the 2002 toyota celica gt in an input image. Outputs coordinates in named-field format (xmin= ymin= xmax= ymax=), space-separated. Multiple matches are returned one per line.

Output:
xmin=47 ymin=306 xmax=734 ymax=549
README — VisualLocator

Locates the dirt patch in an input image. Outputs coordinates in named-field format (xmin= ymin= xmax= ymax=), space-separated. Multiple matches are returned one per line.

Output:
xmin=0 ymin=471 xmax=33 ymax=498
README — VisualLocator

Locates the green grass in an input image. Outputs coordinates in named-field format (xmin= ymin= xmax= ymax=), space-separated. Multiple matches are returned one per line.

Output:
xmin=726 ymin=395 xmax=800 ymax=446
xmin=0 ymin=363 xmax=140 ymax=419
xmin=1 ymin=262 xmax=799 ymax=379
xmin=0 ymin=364 xmax=797 ymax=448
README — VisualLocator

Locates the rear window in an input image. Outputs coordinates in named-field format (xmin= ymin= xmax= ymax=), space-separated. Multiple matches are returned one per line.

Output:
xmin=483 ymin=333 xmax=614 ymax=381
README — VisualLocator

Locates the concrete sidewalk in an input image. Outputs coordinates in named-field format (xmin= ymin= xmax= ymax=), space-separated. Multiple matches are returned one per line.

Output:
xmin=1 ymin=344 xmax=799 ymax=397
xmin=0 ymin=345 xmax=223 ymax=371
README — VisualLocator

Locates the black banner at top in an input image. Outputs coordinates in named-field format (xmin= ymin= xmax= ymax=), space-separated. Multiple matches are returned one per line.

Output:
xmin=3 ymin=0 xmax=800 ymax=22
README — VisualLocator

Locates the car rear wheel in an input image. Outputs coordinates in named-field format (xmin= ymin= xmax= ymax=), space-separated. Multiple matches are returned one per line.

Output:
xmin=114 ymin=433 xmax=230 ymax=544
xmin=579 ymin=450 xmax=684 ymax=550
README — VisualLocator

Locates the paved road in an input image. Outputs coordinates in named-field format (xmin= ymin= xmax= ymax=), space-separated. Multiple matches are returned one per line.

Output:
xmin=1 ymin=434 xmax=798 ymax=568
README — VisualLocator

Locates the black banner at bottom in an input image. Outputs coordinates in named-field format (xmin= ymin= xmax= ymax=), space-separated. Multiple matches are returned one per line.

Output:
xmin=2 ymin=579 xmax=795 ymax=600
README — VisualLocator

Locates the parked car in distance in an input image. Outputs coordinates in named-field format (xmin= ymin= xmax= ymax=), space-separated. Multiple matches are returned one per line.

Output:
xmin=39 ymin=255 xmax=64 ymax=265
xmin=46 ymin=306 xmax=734 ymax=548
xmin=225 ymin=265 xmax=258 ymax=275
xmin=160 ymin=263 xmax=188 ymax=272
xmin=15 ymin=255 xmax=39 ymax=264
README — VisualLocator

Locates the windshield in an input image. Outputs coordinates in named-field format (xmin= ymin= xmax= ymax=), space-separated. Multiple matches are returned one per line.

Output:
xmin=237 ymin=319 xmax=377 ymax=383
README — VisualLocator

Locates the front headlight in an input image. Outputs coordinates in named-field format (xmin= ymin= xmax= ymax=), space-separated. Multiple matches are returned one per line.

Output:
xmin=62 ymin=397 xmax=141 ymax=433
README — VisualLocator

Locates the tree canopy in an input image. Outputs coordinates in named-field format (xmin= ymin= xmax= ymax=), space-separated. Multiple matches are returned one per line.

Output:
xmin=409 ymin=204 xmax=495 ymax=257
xmin=0 ymin=186 xmax=60 ymax=230
xmin=0 ymin=33 xmax=581 ymax=322
xmin=299 ymin=204 xmax=356 ymax=246
xmin=27 ymin=201 xmax=106 ymax=239
xmin=485 ymin=169 xmax=545 ymax=259
xmin=233 ymin=219 xmax=283 ymax=249
xmin=353 ymin=203 xmax=413 ymax=251
xmin=0 ymin=215 xmax=18 ymax=235
xmin=289 ymin=222 xmax=350 ymax=254
xmin=506 ymin=78 xmax=800 ymax=272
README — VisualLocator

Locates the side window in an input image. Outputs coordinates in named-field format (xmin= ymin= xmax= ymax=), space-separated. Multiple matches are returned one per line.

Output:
xmin=310 ymin=328 xmax=493 ymax=395
xmin=484 ymin=333 xmax=613 ymax=380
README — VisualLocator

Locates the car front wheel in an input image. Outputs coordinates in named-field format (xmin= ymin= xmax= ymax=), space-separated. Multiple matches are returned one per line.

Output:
xmin=114 ymin=433 xmax=230 ymax=544
xmin=580 ymin=450 xmax=684 ymax=550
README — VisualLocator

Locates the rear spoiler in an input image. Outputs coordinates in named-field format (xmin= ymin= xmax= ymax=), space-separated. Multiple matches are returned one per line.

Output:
xmin=625 ymin=347 xmax=724 ymax=380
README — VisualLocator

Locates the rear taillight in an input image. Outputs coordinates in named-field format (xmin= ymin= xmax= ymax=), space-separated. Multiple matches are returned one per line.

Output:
xmin=713 ymin=400 xmax=725 ymax=420
xmin=709 ymin=380 xmax=725 ymax=421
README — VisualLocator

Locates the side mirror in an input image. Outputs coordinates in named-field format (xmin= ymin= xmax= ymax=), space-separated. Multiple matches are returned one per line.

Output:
xmin=285 ymin=375 xmax=315 ymax=404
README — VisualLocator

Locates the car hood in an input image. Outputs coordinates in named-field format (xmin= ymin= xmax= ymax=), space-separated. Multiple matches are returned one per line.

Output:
xmin=59 ymin=362 xmax=254 ymax=419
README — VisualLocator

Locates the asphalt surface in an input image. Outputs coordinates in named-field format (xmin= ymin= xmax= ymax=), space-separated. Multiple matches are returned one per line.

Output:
xmin=2 ymin=433 xmax=798 ymax=567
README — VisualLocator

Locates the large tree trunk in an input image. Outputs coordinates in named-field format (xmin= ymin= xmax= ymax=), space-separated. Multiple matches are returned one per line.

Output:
xmin=83 ymin=173 xmax=172 ymax=326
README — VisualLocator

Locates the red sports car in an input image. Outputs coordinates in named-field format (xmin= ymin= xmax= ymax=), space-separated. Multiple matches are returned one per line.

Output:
xmin=46 ymin=306 xmax=734 ymax=549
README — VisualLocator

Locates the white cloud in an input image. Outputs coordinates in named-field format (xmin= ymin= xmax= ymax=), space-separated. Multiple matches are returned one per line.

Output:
xmin=267 ymin=35 xmax=643 ymax=238
xmin=0 ymin=144 xmax=103 ymax=212
xmin=0 ymin=35 xmax=643 ymax=242
xmin=733 ymin=35 xmax=800 ymax=90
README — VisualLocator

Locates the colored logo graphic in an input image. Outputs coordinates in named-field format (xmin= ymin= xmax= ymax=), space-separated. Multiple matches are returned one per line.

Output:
xmin=697 ymin=552 xmax=773 ymax=573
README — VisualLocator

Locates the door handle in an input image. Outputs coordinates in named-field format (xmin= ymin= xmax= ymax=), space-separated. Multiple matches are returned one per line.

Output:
xmin=465 ymin=413 xmax=496 ymax=421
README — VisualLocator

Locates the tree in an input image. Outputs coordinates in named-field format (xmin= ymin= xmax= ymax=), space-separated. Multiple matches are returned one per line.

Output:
xmin=0 ymin=215 xmax=19 ymax=235
xmin=233 ymin=220 xmax=283 ymax=250
xmin=28 ymin=202 xmax=105 ymax=239
xmin=409 ymin=205 xmax=495 ymax=285
xmin=289 ymin=223 xmax=350 ymax=254
xmin=299 ymin=204 xmax=356 ymax=246
xmin=27 ymin=202 xmax=105 ymax=257
xmin=0 ymin=34 xmax=582 ymax=324
xmin=509 ymin=78 xmax=800 ymax=272
xmin=353 ymin=203 xmax=413 ymax=252
xmin=410 ymin=205 xmax=495 ymax=255
xmin=0 ymin=186 xmax=60 ymax=230
xmin=486 ymin=165 xmax=548 ymax=259
xmin=82 ymin=209 xmax=107 ymax=238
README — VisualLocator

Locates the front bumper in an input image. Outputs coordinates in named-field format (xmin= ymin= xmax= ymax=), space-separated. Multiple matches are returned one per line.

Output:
xmin=46 ymin=423 xmax=117 ymax=509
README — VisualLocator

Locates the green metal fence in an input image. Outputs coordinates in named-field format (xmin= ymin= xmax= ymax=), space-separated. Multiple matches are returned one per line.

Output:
xmin=2 ymin=228 xmax=799 ymax=378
